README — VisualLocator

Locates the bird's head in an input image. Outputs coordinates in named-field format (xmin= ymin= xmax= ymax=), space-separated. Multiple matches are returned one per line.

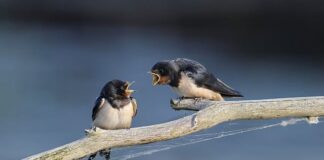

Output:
xmin=149 ymin=61 xmax=177 ymax=86
xmin=101 ymin=80 xmax=135 ymax=99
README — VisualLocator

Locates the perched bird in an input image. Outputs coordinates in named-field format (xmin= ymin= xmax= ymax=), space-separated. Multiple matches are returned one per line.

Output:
xmin=88 ymin=80 xmax=137 ymax=160
xmin=149 ymin=58 xmax=243 ymax=101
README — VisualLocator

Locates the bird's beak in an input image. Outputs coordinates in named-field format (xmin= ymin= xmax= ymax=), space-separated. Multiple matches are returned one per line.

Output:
xmin=148 ymin=71 xmax=160 ymax=86
xmin=125 ymin=81 xmax=136 ymax=97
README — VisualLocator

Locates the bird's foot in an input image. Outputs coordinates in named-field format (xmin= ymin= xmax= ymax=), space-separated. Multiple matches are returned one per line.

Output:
xmin=176 ymin=96 xmax=191 ymax=105
xmin=178 ymin=97 xmax=203 ymax=105
xmin=171 ymin=97 xmax=203 ymax=108
xmin=85 ymin=126 xmax=96 ymax=135
xmin=85 ymin=126 xmax=106 ymax=136
xmin=193 ymin=97 xmax=203 ymax=105
xmin=180 ymin=96 xmax=197 ymax=100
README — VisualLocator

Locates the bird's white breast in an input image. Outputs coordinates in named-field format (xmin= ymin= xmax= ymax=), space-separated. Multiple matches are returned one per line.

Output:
xmin=93 ymin=100 xmax=134 ymax=130
xmin=172 ymin=72 xmax=223 ymax=100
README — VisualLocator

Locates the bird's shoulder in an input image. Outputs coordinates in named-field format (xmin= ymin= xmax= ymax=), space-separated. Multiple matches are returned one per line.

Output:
xmin=173 ymin=58 xmax=207 ymax=73
xmin=91 ymin=97 xmax=106 ymax=121
xmin=173 ymin=58 xmax=208 ymax=81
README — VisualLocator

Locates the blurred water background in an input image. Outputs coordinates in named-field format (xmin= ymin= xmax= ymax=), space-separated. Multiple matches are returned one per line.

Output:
xmin=0 ymin=1 xmax=324 ymax=159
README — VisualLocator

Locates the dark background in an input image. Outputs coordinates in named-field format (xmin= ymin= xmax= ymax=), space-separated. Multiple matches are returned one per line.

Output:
xmin=0 ymin=1 xmax=323 ymax=159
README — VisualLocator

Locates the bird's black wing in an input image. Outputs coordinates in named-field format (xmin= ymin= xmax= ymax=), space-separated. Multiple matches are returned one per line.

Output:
xmin=174 ymin=58 xmax=242 ymax=97
xmin=174 ymin=58 xmax=207 ymax=74
xmin=198 ymin=73 xmax=243 ymax=97
xmin=92 ymin=97 xmax=105 ymax=121
xmin=130 ymin=97 xmax=137 ymax=118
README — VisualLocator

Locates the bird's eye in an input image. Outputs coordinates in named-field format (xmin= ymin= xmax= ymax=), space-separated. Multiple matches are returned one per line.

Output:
xmin=120 ymin=86 xmax=125 ymax=90
xmin=159 ymin=68 xmax=165 ymax=74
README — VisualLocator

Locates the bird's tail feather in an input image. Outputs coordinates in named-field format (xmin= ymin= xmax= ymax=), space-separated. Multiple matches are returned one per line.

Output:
xmin=88 ymin=152 xmax=97 ymax=160
xmin=99 ymin=148 xmax=111 ymax=160
xmin=88 ymin=148 xmax=111 ymax=160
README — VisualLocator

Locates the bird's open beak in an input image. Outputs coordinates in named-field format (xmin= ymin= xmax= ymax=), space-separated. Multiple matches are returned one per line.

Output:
xmin=125 ymin=81 xmax=136 ymax=97
xmin=148 ymin=71 xmax=161 ymax=86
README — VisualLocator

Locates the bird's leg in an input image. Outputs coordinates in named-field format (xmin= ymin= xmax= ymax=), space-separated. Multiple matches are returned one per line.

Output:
xmin=173 ymin=96 xmax=184 ymax=105
xmin=179 ymin=96 xmax=196 ymax=100
xmin=180 ymin=96 xmax=203 ymax=105
xmin=173 ymin=96 xmax=200 ymax=106
xmin=176 ymin=96 xmax=190 ymax=105
xmin=178 ymin=96 xmax=202 ymax=103
xmin=85 ymin=126 xmax=107 ymax=136
xmin=85 ymin=126 xmax=96 ymax=135
xmin=193 ymin=97 xmax=203 ymax=105
xmin=178 ymin=96 xmax=185 ymax=100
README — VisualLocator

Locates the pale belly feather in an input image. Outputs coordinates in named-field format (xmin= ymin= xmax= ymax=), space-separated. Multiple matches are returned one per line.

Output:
xmin=93 ymin=102 xmax=134 ymax=130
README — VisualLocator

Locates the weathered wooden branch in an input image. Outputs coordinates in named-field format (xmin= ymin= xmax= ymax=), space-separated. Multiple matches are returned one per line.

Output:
xmin=25 ymin=96 xmax=324 ymax=160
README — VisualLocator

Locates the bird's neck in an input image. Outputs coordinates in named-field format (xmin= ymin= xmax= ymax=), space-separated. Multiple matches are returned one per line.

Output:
xmin=169 ymin=71 xmax=180 ymax=87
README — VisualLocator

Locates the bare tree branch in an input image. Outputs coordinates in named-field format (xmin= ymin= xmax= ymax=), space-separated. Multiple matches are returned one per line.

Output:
xmin=25 ymin=96 xmax=324 ymax=160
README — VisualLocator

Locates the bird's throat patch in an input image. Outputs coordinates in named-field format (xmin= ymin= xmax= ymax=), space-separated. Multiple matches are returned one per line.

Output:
xmin=158 ymin=76 xmax=171 ymax=85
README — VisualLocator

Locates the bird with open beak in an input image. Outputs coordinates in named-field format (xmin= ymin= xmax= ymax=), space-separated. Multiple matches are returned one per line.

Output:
xmin=88 ymin=80 xmax=137 ymax=160
xmin=149 ymin=58 xmax=243 ymax=101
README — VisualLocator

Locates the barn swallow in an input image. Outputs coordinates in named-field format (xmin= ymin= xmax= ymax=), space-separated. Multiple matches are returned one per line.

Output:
xmin=88 ymin=80 xmax=137 ymax=160
xmin=149 ymin=58 xmax=242 ymax=101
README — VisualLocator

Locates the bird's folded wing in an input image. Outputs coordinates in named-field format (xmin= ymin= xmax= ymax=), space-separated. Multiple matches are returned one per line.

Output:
xmin=131 ymin=97 xmax=137 ymax=118
xmin=203 ymin=76 xmax=243 ymax=97
xmin=92 ymin=97 xmax=105 ymax=121
xmin=175 ymin=58 xmax=242 ymax=97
